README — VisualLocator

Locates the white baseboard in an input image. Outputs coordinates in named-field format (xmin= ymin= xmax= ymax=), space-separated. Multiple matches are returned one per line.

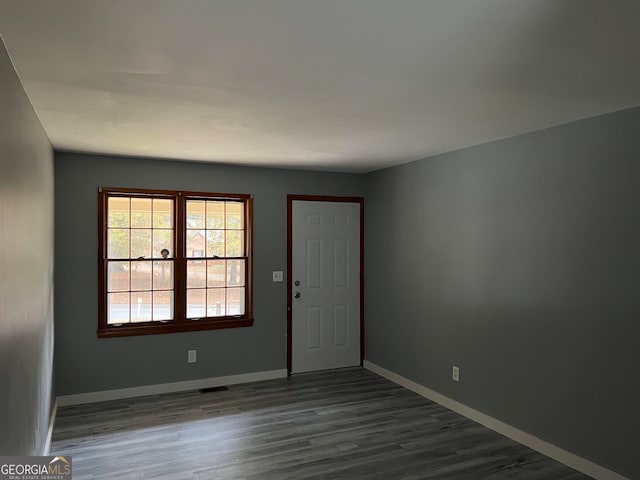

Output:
xmin=43 ymin=398 xmax=58 ymax=455
xmin=363 ymin=360 xmax=628 ymax=480
xmin=57 ymin=369 xmax=288 ymax=407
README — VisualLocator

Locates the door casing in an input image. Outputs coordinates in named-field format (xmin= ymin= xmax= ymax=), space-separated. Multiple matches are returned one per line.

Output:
xmin=287 ymin=194 xmax=365 ymax=375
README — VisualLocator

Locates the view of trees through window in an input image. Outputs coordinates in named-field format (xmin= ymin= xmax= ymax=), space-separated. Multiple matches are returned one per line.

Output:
xmin=99 ymin=188 xmax=252 ymax=337
xmin=106 ymin=196 xmax=174 ymax=324
xmin=184 ymin=199 xmax=246 ymax=319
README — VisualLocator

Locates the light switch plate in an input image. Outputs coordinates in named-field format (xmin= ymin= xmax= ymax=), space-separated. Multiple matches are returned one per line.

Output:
xmin=272 ymin=271 xmax=283 ymax=282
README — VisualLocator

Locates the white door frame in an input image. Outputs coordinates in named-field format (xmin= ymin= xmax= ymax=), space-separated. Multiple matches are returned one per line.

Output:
xmin=287 ymin=194 xmax=364 ymax=375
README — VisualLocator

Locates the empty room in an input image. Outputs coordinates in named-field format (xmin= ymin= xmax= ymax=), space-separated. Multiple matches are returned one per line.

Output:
xmin=0 ymin=1 xmax=638 ymax=479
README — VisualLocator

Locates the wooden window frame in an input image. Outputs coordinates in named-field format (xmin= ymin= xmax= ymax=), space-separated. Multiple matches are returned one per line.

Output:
xmin=98 ymin=187 xmax=253 ymax=338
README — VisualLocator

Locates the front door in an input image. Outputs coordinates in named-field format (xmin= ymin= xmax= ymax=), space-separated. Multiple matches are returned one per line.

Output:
xmin=288 ymin=197 xmax=362 ymax=374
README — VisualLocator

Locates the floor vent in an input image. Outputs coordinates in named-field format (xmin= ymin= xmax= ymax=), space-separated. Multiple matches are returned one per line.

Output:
xmin=200 ymin=386 xmax=229 ymax=394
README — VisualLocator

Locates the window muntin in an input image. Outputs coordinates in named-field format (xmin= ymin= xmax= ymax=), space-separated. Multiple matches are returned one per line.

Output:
xmin=98 ymin=188 xmax=253 ymax=337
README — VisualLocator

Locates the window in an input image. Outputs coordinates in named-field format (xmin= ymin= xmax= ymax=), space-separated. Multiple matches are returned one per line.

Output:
xmin=98 ymin=187 xmax=253 ymax=337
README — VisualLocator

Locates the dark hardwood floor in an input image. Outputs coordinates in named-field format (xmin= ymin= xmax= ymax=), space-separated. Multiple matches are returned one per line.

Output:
xmin=52 ymin=367 xmax=589 ymax=479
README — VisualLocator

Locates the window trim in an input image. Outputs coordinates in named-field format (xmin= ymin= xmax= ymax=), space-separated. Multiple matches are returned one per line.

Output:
xmin=98 ymin=187 xmax=253 ymax=338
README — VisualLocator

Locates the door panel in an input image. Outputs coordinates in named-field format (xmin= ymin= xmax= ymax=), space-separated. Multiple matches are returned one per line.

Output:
xmin=291 ymin=200 xmax=361 ymax=373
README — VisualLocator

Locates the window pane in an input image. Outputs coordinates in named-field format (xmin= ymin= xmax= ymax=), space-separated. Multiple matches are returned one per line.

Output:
xmin=226 ymin=202 xmax=244 ymax=229
xmin=153 ymin=291 xmax=173 ymax=321
xmin=153 ymin=261 xmax=173 ymax=290
xmin=131 ymin=229 xmax=152 ymax=258
xmin=187 ymin=261 xmax=206 ymax=288
xmin=186 ymin=230 xmax=205 ymax=258
xmin=227 ymin=259 xmax=245 ymax=286
xmin=108 ymin=292 xmax=130 ymax=324
xmin=207 ymin=288 xmax=225 ymax=317
xmin=131 ymin=261 xmax=152 ymax=291
xmin=226 ymin=230 xmax=244 ymax=257
xmin=186 ymin=200 xmax=205 ymax=229
xmin=131 ymin=291 xmax=152 ymax=322
xmin=153 ymin=229 xmax=173 ymax=258
xmin=227 ymin=287 xmax=245 ymax=315
xmin=107 ymin=261 xmax=130 ymax=292
xmin=108 ymin=229 xmax=130 ymax=259
xmin=131 ymin=198 xmax=152 ymax=227
xmin=108 ymin=197 xmax=129 ymax=228
xmin=206 ymin=201 xmax=225 ymax=229
xmin=206 ymin=230 xmax=225 ymax=257
xmin=187 ymin=289 xmax=206 ymax=318
xmin=207 ymin=260 xmax=225 ymax=288
xmin=153 ymin=199 xmax=173 ymax=228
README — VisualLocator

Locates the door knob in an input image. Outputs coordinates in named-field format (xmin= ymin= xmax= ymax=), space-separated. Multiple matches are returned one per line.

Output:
xmin=294 ymin=292 xmax=301 ymax=298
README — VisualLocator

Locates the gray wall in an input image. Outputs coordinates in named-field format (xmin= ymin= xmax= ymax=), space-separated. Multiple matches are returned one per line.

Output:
xmin=0 ymin=39 xmax=54 ymax=455
xmin=54 ymin=152 xmax=365 ymax=395
xmin=365 ymin=106 xmax=640 ymax=479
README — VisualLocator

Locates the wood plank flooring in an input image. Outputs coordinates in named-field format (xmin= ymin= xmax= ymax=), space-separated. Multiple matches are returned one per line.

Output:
xmin=52 ymin=367 xmax=589 ymax=479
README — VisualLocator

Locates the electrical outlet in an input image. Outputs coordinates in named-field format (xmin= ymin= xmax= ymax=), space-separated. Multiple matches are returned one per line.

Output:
xmin=188 ymin=350 xmax=197 ymax=363
xmin=452 ymin=366 xmax=460 ymax=382
xmin=272 ymin=271 xmax=283 ymax=282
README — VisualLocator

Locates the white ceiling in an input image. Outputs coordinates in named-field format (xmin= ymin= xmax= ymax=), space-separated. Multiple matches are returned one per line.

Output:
xmin=1 ymin=1 xmax=640 ymax=173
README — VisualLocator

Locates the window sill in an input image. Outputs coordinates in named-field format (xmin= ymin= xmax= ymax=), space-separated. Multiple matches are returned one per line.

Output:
xmin=97 ymin=317 xmax=254 ymax=338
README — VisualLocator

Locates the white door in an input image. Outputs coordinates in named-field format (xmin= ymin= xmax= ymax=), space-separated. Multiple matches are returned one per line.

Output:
xmin=291 ymin=200 xmax=361 ymax=373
